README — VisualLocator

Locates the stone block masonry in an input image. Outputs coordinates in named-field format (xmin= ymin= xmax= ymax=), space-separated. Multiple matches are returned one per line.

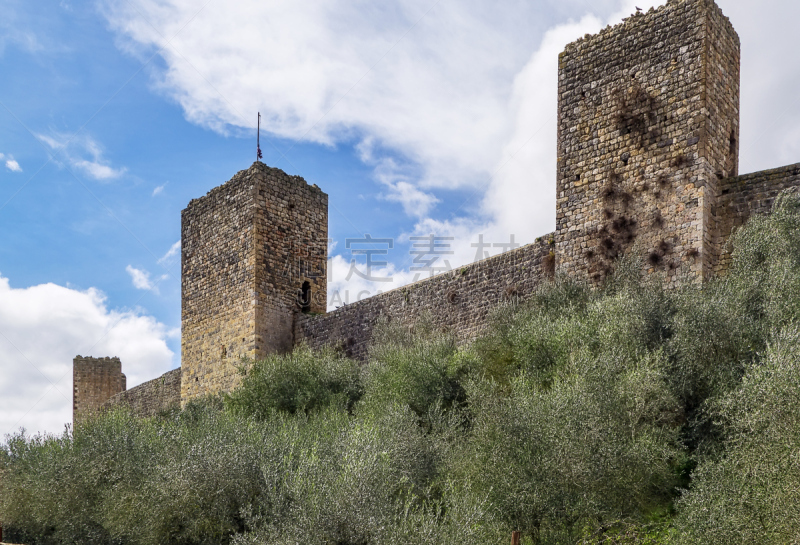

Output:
xmin=713 ymin=163 xmax=800 ymax=273
xmin=74 ymin=0 xmax=800 ymax=422
xmin=103 ymin=368 xmax=181 ymax=417
xmin=73 ymin=356 xmax=125 ymax=425
xmin=555 ymin=0 xmax=739 ymax=287
xmin=181 ymin=162 xmax=328 ymax=404
xmin=296 ymin=237 xmax=555 ymax=361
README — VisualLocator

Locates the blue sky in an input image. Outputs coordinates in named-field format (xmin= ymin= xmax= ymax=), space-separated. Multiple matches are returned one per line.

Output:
xmin=2 ymin=0 xmax=799 ymax=437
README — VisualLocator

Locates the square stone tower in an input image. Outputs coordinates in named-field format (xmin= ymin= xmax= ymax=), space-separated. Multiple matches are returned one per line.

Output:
xmin=555 ymin=0 xmax=739 ymax=285
xmin=181 ymin=162 xmax=328 ymax=403
xmin=73 ymin=356 xmax=126 ymax=424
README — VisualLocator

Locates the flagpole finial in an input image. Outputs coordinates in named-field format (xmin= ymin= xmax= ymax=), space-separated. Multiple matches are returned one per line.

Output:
xmin=257 ymin=112 xmax=263 ymax=162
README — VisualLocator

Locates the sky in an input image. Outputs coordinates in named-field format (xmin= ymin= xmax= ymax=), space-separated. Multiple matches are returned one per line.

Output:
xmin=1 ymin=0 xmax=799 ymax=438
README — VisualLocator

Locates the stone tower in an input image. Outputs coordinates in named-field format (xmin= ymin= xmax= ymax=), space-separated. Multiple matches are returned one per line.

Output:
xmin=73 ymin=356 xmax=126 ymax=424
xmin=181 ymin=162 xmax=328 ymax=403
xmin=555 ymin=0 xmax=740 ymax=285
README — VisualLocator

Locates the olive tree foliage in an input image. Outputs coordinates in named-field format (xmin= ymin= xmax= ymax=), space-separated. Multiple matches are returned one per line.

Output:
xmin=672 ymin=328 xmax=800 ymax=544
xmin=4 ymin=190 xmax=800 ymax=545
xmin=663 ymin=191 xmax=800 ymax=450
xmin=224 ymin=346 xmax=363 ymax=419
xmin=668 ymin=192 xmax=800 ymax=544
xmin=0 ymin=400 xmax=473 ymax=545
xmin=360 ymin=316 xmax=478 ymax=420
xmin=462 ymin=270 xmax=684 ymax=543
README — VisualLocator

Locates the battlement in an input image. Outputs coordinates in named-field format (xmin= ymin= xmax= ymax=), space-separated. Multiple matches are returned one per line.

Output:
xmin=72 ymin=356 xmax=125 ymax=424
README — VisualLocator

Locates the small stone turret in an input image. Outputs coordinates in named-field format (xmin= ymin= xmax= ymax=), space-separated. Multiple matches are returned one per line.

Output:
xmin=72 ymin=356 xmax=126 ymax=425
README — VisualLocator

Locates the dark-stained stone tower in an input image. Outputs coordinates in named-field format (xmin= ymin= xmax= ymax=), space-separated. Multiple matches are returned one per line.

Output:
xmin=181 ymin=162 xmax=328 ymax=403
xmin=555 ymin=0 xmax=740 ymax=285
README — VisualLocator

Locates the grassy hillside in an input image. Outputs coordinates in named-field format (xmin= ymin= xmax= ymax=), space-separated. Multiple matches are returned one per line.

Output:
xmin=3 ymin=191 xmax=800 ymax=545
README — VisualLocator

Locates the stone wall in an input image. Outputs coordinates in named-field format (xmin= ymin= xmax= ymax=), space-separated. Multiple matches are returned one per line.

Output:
xmin=73 ymin=356 xmax=126 ymax=425
xmin=295 ymin=237 xmax=554 ymax=361
xmin=104 ymin=368 xmax=181 ymax=418
xmin=94 ymin=0 xmax=800 ymax=416
xmin=555 ymin=0 xmax=740 ymax=287
xmin=181 ymin=162 xmax=328 ymax=404
xmin=713 ymin=163 xmax=800 ymax=273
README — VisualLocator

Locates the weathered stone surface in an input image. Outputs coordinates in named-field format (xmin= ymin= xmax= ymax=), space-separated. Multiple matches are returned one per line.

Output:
xmin=555 ymin=0 xmax=740 ymax=286
xmin=73 ymin=356 xmax=125 ymax=424
xmin=103 ymin=368 xmax=181 ymax=417
xmin=181 ymin=162 xmax=328 ymax=404
xmin=295 ymin=237 xmax=555 ymax=361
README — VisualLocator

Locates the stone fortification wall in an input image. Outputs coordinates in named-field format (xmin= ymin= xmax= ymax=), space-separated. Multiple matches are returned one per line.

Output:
xmin=80 ymin=0 xmax=800 ymax=420
xmin=182 ymin=162 xmax=328 ymax=404
xmin=713 ymin=163 xmax=800 ymax=273
xmin=555 ymin=0 xmax=740 ymax=287
xmin=295 ymin=237 xmax=554 ymax=361
xmin=104 ymin=368 xmax=181 ymax=418
xmin=73 ymin=356 xmax=126 ymax=424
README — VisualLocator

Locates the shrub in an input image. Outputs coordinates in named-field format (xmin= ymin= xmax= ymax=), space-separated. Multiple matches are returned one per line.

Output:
xmin=455 ymin=349 xmax=681 ymax=543
xmin=224 ymin=346 xmax=363 ymax=419
xmin=672 ymin=327 xmax=800 ymax=544
xmin=360 ymin=318 xmax=477 ymax=420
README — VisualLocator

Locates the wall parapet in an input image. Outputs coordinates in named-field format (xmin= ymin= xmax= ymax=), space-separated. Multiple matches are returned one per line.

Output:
xmin=713 ymin=163 xmax=800 ymax=272
xmin=104 ymin=368 xmax=181 ymax=418
xmin=295 ymin=236 xmax=555 ymax=360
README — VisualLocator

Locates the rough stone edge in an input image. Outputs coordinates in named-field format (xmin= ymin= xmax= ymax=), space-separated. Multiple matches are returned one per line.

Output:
xmin=103 ymin=368 xmax=181 ymax=417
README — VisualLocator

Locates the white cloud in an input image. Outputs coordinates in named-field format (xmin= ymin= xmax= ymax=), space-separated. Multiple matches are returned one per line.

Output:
xmin=157 ymin=241 xmax=181 ymax=266
xmin=152 ymin=183 xmax=167 ymax=196
xmin=327 ymin=253 xmax=415 ymax=310
xmin=98 ymin=0 xmax=674 ymax=228
xmin=372 ymin=157 xmax=438 ymax=218
xmin=37 ymin=132 xmax=126 ymax=181
xmin=0 ymin=4 xmax=42 ymax=56
xmin=0 ymin=152 xmax=22 ymax=172
xmin=104 ymin=0 xmax=800 ymax=298
xmin=101 ymin=0 xmax=628 ymax=192
xmin=71 ymin=159 xmax=119 ymax=180
xmin=482 ymin=13 xmax=609 ymax=240
xmin=125 ymin=265 xmax=166 ymax=293
xmin=0 ymin=273 xmax=175 ymax=437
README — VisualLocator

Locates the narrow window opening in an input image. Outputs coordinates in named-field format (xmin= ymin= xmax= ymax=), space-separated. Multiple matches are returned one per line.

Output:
xmin=728 ymin=130 xmax=737 ymax=176
xmin=300 ymin=281 xmax=311 ymax=313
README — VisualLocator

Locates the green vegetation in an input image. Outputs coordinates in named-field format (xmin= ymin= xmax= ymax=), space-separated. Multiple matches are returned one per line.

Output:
xmin=3 ymin=191 xmax=800 ymax=544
